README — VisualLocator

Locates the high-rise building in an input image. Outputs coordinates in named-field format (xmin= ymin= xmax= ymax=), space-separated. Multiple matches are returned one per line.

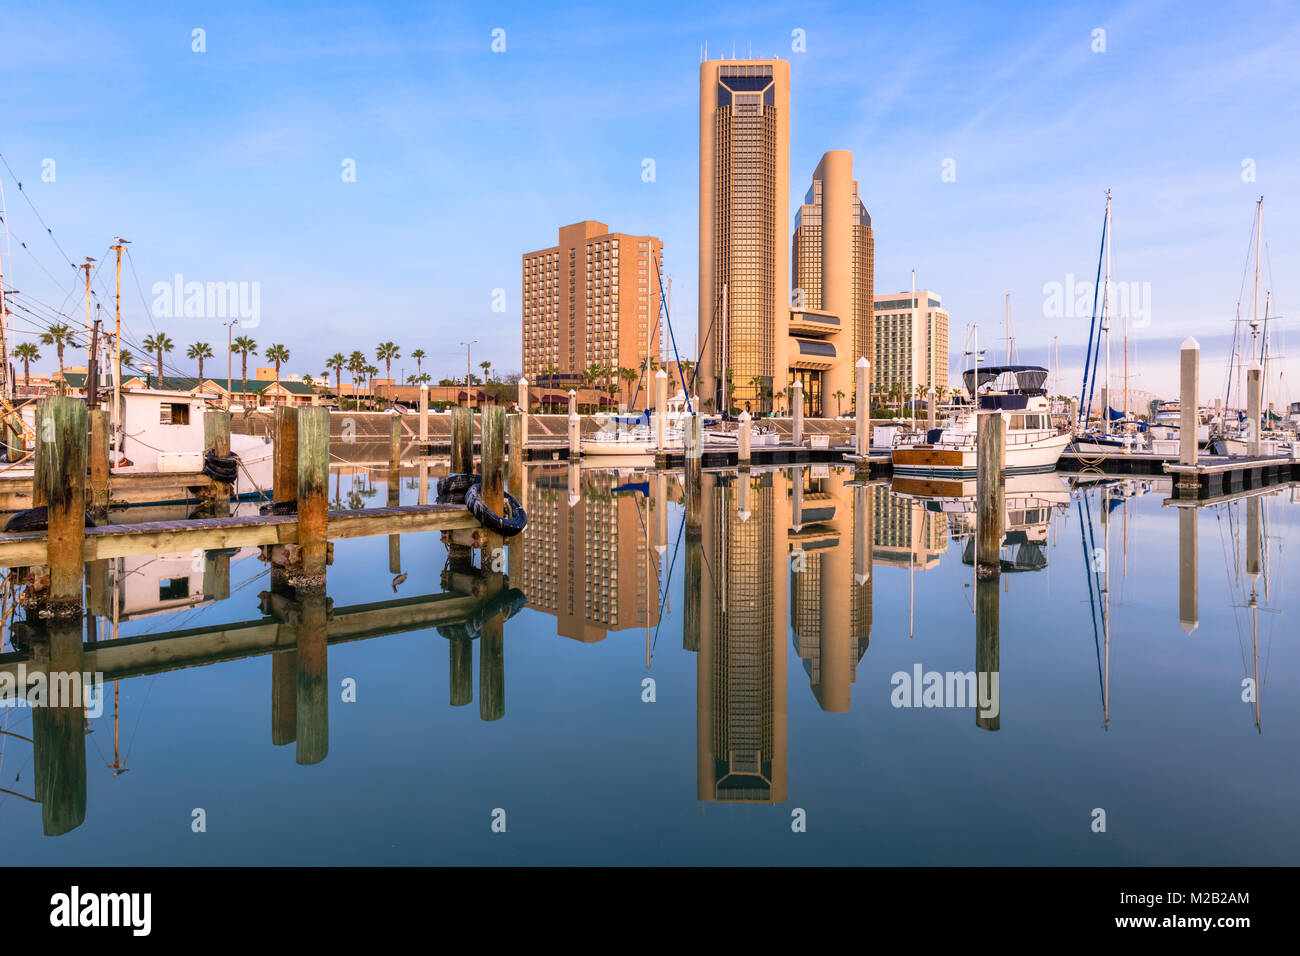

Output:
xmin=791 ymin=151 xmax=874 ymax=417
xmin=522 ymin=221 xmax=662 ymax=402
xmin=698 ymin=59 xmax=791 ymax=413
xmin=872 ymin=290 xmax=950 ymax=404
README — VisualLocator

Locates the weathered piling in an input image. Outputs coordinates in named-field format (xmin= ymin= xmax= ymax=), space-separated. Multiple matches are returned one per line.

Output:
xmin=450 ymin=636 xmax=473 ymax=706
xmin=479 ymin=621 xmax=505 ymax=722
xmin=481 ymin=405 xmax=506 ymax=518
xmin=272 ymin=406 xmax=298 ymax=505
xmin=567 ymin=389 xmax=577 ymax=419
xmin=507 ymin=412 xmax=523 ymax=501
xmin=451 ymin=406 xmax=473 ymax=474
xmin=88 ymin=408 xmax=110 ymax=518
xmin=31 ymin=622 xmax=87 ymax=835
xmin=296 ymin=406 xmax=330 ymax=588
xmin=1179 ymin=337 xmax=1199 ymax=467
xmin=204 ymin=409 xmax=232 ymax=510
xmin=975 ymin=576 xmax=1000 ymax=731
xmin=1178 ymin=507 xmax=1198 ymax=633
xmin=389 ymin=415 xmax=402 ymax=500
xmin=792 ymin=379 xmax=804 ymax=446
xmin=975 ymin=410 xmax=1005 ymax=580
xmin=926 ymin=387 xmax=936 ymax=430
xmin=272 ymin=649 xmax=298 ymax=746
xmin=37 ymin=397 xmax=88 ymax=615
xmin=568 ymin=411 xmax=580 ymax=458
xmin=295 ymin=593 xmax=329 ymax=765
xmin=1246 ymin=363 xmax=1262 ymax=457
xmin=203 ymin=550 xmax=231 ymax=601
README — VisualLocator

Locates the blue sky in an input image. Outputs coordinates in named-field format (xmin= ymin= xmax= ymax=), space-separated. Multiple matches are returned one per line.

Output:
xmin=1 ymin=0 xmax=1297 ymax=399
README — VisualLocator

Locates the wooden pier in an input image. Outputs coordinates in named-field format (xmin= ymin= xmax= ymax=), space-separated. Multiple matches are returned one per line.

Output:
xmin=0 ymin=399 xmax=519 ymax=616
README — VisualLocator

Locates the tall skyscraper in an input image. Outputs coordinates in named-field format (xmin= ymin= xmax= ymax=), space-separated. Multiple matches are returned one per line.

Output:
xmin=873 ymin=290 xmax=950 ymax=403
xmin=698 ymin=59 xmax=790 ymax=413
xmin=522 ymin=221 xmax=662 ymax=400
xmin=791 ymin=151 xmax=875 ymax=416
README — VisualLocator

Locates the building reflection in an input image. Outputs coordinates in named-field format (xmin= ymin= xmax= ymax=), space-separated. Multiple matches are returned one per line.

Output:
xmin=519 ymin=465 xmax=661 ymax=643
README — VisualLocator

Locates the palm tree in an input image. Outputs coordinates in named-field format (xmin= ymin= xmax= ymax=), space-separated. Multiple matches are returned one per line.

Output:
xmin=832 ymin=389 xmax=846 ymax=418
xmin=187 ymin=341 xmax=214 ymax=383
xmin=365 ymin=364 xmax=380 ymax=409
xmin=326 ymin=352 xmax=346 ymax=402
xmin=265 ymin=344 xmax=290 ymax=404
xmin=376 ymin=341 xmax=400 ymax=406
xmin=616 ymin=366 xmax=635 ymax=408
xmin=142 ymin=333 xmax=175 ymax=387
xmin=411 ymin=348 xmax=426 ymax=379
xmin=232 ymin=335 xmax=258 ymax=404
xmin=39 ymin=323 xmax=78 ymax=393
xmin=347 ymin=350 xmax=366 ymax=409
xmin=13 ymin=342 xmax=39 ymax=395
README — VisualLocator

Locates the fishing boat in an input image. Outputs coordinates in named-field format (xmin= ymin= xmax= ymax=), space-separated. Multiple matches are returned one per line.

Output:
xmin=7 ymin=388 xmax=273 ymax=507
xmin=890 ymin=366 xmax=1071 ymax=477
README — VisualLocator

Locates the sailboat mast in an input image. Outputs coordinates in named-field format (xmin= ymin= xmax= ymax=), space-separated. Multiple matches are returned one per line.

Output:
xmin=720 ymin=283 xmax=727 ymax=414
xmin=1252 ymin=196 xmax=1262 ymax=363
xmin=1102 ymin=190 xmax=1112 ymax=436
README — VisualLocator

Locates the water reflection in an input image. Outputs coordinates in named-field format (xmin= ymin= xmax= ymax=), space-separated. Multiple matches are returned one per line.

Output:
xmin=0 ymin=462 xmax=1293 ymax=856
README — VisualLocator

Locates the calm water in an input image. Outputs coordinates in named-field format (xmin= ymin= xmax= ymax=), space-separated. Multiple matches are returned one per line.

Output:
xmin=3 ymin=464 xmax=1298 ymax=865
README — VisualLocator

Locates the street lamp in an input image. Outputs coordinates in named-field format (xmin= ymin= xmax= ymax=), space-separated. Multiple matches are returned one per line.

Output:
xmin=460 ymin=339 xmax=478 ymax=408
xmin=224 ymin=318 xmax=239 ymax=409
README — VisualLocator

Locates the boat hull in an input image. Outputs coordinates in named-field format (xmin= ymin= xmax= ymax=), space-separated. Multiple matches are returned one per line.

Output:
xmin=891 ymin=433 xmax=1069 ymax=477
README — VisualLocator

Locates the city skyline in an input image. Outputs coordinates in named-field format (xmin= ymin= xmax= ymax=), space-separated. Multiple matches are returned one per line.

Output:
xmin=1 ymin=1 xmax=1297 ymax=400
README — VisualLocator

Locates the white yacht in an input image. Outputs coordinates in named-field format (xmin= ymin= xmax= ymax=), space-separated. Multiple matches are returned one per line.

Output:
xmin=890 ymin=366 xmax=1070 ymax=477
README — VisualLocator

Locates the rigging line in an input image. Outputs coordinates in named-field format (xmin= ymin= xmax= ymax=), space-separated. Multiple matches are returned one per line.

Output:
xmin=124 ymin=245 xmax=160 ymax=339
xmin=0 ymin=218 xmax=77 ymax=297
xmin=1079 ymin=206 xmax=1107 ymax=427
xmin=1078 ymin=493 xmax=1106 ymax=711
xmin=649 ymin=507 xmax=688 ymax=656
xmin=120 ymin=674 xmax=157 ymax=765
xmin=0 ymin=153 xmax=78 ymax=270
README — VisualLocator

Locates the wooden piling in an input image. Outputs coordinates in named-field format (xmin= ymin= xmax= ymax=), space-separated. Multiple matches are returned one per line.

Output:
xmin=450 ymin=636 xmax=472 ymax=706
xmin=389 ymin=414 xmax=402 ymax=496
xmin=654 ymin=369 xmax=668 ymax=452
xmin=481 ymin=406 xmax=505 ymax=515
xmin=295 ymin=593 xmax=329 ymax=765
xmin=204 ymin=409 xmax=232 ymax=510
xmin=296 ymin=406 xmax=329 ymax=588
xmin=451 ymin=406 xmax=473 ymax=475
xmin=271 ymin=649 xmax=297 ymax=746
xmin=31 ymin=622 xmax=87 ymax=835
xmin=975 ymin=410 xmax=1005 ymax=580
xmin=88 ymin=408 xmax=110 ymax=517
xmin=203 ymin=550 xmax=231 ymax=601
xmin=479 ymin=621 xmax=505 ymax=722
xmin=975 ymin=576 xmax=1000 ymax=731
xmin=507 ymin=412 xmax=523 ymax=501
xmin=37 ymin=397 xmax=88 ymax=615
xmin=272 ymin=406 xmax=298 ymax=505
xmin=738 ymin=410 xmax=751 ymax=464
xmin=568 ymin=411 xmax=580 ymax=458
